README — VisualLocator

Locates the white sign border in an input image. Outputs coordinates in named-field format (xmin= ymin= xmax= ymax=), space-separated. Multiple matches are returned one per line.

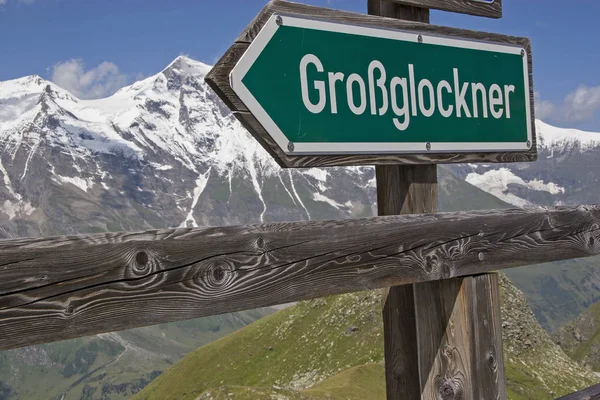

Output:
xmin=230 ymin=14 xmax=533 ymax=155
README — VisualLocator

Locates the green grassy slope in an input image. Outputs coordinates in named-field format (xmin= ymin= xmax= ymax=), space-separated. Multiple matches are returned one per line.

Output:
xmin=552 ymin=301 xmax=600 ymax=372
xmin=194 ymin=364 xmax=385 ymax=400
xmin=133 ymin=275 xmax=598 ymax=400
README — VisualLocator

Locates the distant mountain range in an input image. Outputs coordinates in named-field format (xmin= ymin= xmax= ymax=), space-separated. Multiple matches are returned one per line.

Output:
xmin=0 ymin=56 xmax=598 ymax=398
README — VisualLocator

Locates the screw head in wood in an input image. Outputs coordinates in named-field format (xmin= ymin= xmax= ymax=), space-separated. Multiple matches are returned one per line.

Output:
xmin=526 ymin=140 xmax=531 ymax=148
xmin=287 ymin=142 xmax=295 ymax=152
xmin=276 ymin=15 xmax=283 ymax=26
xmin=425 ymin=141 xmax=431 ymax=151
xmin=418 ymin=35 xmax=423 ymax=43
xmin=521 ymin=49 xmax=525 ymax=57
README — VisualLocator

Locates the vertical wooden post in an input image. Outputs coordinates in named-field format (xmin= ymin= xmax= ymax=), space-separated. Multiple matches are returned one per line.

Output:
xmin=369 ymin=2 xmax=507 ymax=399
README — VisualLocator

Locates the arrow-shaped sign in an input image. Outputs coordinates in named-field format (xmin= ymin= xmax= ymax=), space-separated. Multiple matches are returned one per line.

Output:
xmin=206 ymin=1 xmax=536 ymax=168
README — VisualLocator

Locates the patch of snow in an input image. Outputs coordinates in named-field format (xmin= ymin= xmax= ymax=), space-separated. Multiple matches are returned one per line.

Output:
xmin=180 ymin=169 xmax=211 ymax=228
xmin=288 ymin=170 xmax=310 ymax=220
xmin=0 ymin=159 xmax=20 ymax=200
xmin=278 ymin=175 xmax=298 ymax=207
xmin=53 ymin=175 xmax=95 ymax=193
xmin=150 ymin=162 xmax=173 ymax=171
xmin=312 ymin=193 xmax=347 ymax=209
xmin=536 ymin=119 xmax=600 ymax=152
xmin=466 ymin=168 xmax=563 ymax=207
xmin=303 ymin=169 xmax=329 ymax=192
xmin=303 ymin=168 xmax=328 ymax=182
xmin=0 ymin=200 xmax=35 ymax=220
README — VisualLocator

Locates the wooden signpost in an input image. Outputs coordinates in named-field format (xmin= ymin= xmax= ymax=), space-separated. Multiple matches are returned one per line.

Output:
xmin=391 ymin=0 xmax=502 ymax=19
xmin=205 ymin=0 xmax=536 ymax=399
xmin=367 ymin=1 xmax=506 ymax=399
xmin=205 ymin=0 xmax=536 ymax=168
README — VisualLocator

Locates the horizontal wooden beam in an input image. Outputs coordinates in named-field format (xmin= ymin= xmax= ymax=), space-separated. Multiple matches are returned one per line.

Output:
xmin=556 ymin=383 xmax=600 ymax=400
xmin=390 ymin=0 xmax=502 ymax=19
xmin=0 ymin=205 xmax=598 ymax=350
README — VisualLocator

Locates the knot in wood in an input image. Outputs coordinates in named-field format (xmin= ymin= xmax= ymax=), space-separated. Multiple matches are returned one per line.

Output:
xmin=436 ymin=378 xmax=464 ymax=400
xmin=128 ymin=248 xmax=159 ymax=278
xmin=198 ymin=262 xmax=235 ymax=294
xmin=255 ymin=237 xmax=266 ymax=251
xmin=64 ymin=304 xmax=74 ymax=316
xmin=487 ymin=351 xmax=497 ymax=371
xmin=441 ymin=262 xmax=452 ymax=280
xmin=136 ymin=251 xmax=149 ymax=267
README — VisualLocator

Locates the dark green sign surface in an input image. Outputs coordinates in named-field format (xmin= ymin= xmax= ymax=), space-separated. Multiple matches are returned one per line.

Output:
xmin=231 ymin=15 xmax=532 ymax=154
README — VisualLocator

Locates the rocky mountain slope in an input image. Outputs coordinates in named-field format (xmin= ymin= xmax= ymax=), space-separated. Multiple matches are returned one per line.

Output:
xmin=451 ymin=120 xmax=600 ymax=209
xmin=133 ymin=275 xmax=599 ymax=400
xmin=553 ymin=300 xmax=600 ymax=373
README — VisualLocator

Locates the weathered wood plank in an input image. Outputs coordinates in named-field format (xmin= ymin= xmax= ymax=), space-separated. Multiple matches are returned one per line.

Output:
xmin=556 ymin=383 xmax=600 ymax=400
xmin=376 ymin=167 xmax=436 ymax=398
xmin=205 ymin=0 xmax=537 ymax=168
xmin=205 ymin=43 xmax=250 ymax=114
xmin=416 ymin=276 xmax=472 ymax=399
xmin=390 ymin=0 xmax=502 ymax=19
xmin=369 ymin=0 xmax=430 ymax=23
xmin=0 ymin=206 xmax=598 ymax=350
xmin=236 ymin=0 xmax=514 ymax=45
xmin=415 ymin=273 xmax=505 ymax=399
xmin=371 ymin=6 xmax=436 ymax=398
xmin=467 ymin=273 xmax=506 ymax=400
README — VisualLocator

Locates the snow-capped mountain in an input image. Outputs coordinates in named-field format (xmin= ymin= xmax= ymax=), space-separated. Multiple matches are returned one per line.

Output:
xmin=0 ymin=56 xmax=380 ymax=237
xmin=451 ymin=120 xmax=600 ymax=208
xmin=0 ymin=55 xmax=597 ymax=238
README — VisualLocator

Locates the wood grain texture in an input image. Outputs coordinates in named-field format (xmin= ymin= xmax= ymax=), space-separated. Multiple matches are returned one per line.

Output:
xmin=467 ymin=273 xmax=506 ymax=400
xmin=205 ymin=0 xmax=537 ymax=168
xmin=390 ymin=0 xmax=502 ymax=19
xmin=382 ymin=283 xmax=420 ymax=399
xmin=376 ymin=164 xmax=437 ymax=215
xmin=415 ymin=273 xmax=505 ymax=400
xmin=0 ymin=206 xmax=598 ymax=350
xmin=556 ymin=383 xmax=600 ymax=400
xmin=369 ymin=0 xmax=430 ymax=22
xmin=376 ymin=157 xmax=436 ymax=397
xmin=416 ymin=277 xmax=472 ymax=399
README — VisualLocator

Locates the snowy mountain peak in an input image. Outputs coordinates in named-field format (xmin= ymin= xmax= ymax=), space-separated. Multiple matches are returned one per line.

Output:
xmin=162 ymin=56 xmax=211 ymax=78
xmin=536 ymin=119 xmax=600 ymax=151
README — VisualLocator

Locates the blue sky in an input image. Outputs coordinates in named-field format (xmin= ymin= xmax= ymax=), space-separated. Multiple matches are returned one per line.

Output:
xmin=1 ymin=0 xmax=600 ymax=130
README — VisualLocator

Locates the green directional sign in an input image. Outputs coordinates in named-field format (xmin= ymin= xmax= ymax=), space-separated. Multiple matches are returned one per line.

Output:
xmin=230 ymin=14 xmax=533 ymax=157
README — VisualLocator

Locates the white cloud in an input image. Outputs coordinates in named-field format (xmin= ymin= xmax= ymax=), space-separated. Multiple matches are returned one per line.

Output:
xmin=535 ymin=86 xmax=600 ymax=123
xmin=0 ymin=0 xmax=7 ymax=5
xmin=563 ymin=86 xmax=600 ymax=122
xmin=534 ymin=92 xmax=556 ymax=121
xmin=51 ymin=59 xmax=128 ymax=99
